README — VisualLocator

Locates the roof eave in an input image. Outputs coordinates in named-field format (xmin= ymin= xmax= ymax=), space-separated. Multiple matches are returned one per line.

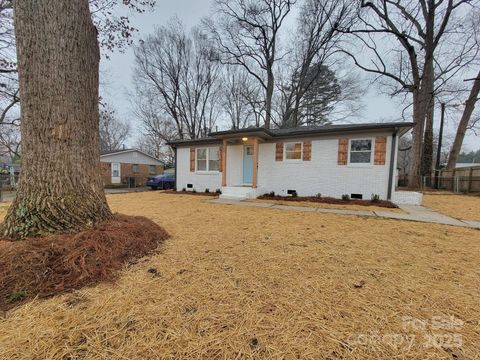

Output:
xmin=168 ymin=138 xmax=223 ymax=147
xmin=209 ymin=127 xmax=274 ymax=139
xmin=100 ymin=149 xmax=164 ymax=164
xmin=169 ymin=122 xmax=415 ymax=146
xmin=273 ymin=122 xmax=415 ymax=139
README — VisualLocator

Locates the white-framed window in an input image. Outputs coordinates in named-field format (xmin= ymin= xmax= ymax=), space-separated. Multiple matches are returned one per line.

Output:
xmin=348 ymin=138 xmax=373 ymax=165
xmin=196 ymin=147 xmax=220 ymax=172
xmin=132 ymin=164 xmax=140 ymax=174
xmin=149 ymin=165 xmax=156 ymax=175
xmin=284 ymin=142 xmax=303 ymax=161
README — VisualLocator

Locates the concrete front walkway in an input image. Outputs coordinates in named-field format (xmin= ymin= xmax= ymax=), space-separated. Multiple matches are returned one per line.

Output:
xmin=209 ymin=198 xmax=480 ymax=230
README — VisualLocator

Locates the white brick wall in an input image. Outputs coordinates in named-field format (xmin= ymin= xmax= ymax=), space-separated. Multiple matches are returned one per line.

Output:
xmin=256 ymin=133 xmax=394 ymax=200
xmin=176 ymin=146 xmax=222 ymax=192
xmin=176 ymin=131 xmax=397 ymax=200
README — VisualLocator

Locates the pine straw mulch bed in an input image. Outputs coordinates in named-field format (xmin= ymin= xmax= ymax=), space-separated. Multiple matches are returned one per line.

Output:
xmin=257 ymin=194 xmax=399 ymax=209
xmin=0 ymin=214 xmax=169 ymax=311
xmin=1 ymin=192 xmax=479 ymax=359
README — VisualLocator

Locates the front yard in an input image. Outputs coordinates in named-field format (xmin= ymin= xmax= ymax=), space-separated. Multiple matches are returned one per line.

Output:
xmin=0 ymin=193 xmax=479 ymax=359
xmin=423 ymin=193 xmax=480 ymax=221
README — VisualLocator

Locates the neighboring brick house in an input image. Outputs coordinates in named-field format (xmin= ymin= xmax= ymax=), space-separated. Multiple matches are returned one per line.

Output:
xmin=169 ymin=122 xmax=423 ymax=204
xmin=100 ymin=149 xmax=164 ymax=187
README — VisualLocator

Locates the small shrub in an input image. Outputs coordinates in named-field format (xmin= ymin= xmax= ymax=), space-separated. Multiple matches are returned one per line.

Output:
xmin=341 ymin=194 xmax=350 ymax=201
xmin=291 ymin=191 xmax=298 ymax=198
xmin=182 ymin=187 xmax=186 ymax=192
xmin=268 ymin=191 xmax=275 ymax=197
xmin=371 ymin=194 xmax=380 ymax=202
xmin=215 ymin=189 xmax=222 ymax=194
xmin=192 ymin=189 xmax=197 ymax=193
xmin=205 ymin=188 xmax=210 ymax=193
xmin=8 ymin=290 xmax=27 ymax=303
xmin=316 ymin=193 xmax=322 ymax=198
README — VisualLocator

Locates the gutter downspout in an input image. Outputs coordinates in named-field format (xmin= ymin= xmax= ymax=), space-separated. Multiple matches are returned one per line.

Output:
xmin=387 ymin=129 xmax=398 ymax=200
xmin=174 ymin=146 xmax=178 ymax=191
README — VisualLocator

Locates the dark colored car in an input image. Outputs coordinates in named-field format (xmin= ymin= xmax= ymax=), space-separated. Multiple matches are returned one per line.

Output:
xmin=146 ymin=174 xmax=175 ymax=190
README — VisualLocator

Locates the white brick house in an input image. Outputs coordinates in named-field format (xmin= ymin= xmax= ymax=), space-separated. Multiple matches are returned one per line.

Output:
xmin=170 ymin=122 xmax=418 ymax=203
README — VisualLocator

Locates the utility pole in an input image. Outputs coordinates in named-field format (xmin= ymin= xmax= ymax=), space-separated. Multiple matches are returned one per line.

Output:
xmin=434 ymin=103 xmax=445 ymax=189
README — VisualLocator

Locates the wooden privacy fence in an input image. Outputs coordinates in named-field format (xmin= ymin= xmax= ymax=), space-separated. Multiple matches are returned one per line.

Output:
xmin=432 ymin=166 xmax=480 ymax=193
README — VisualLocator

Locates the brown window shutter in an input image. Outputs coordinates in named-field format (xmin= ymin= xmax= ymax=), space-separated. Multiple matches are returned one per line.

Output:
xmin=338 ymin=139 xmax=348 ymax=165
xmin=374 ymin=136 xmax=387 ymax=165
xmin=303 ymin=141 xmax=312 ymax=161
xmin=275 ymin=142 xmax=283 ymax=161
xmin=190 ymin=147 xmax=195 ymax=172
xmin=219 ymin=145 xmax=223 ymax=172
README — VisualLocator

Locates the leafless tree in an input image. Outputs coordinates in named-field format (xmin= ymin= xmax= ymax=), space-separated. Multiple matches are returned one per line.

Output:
xmin=135 ymin=134 xmax=174 ymax=167
xmin=467 ymin=112 xmax=480 ymax=134
xmin=133 ymin=18 xmax=221 ymax=140
xmin=0 ymin=123 xmax=19 ymax=161
xmin=445 ymin=72 xmax=480 ymax=168
xmin=220 ymin=66 xmax=259 ymax=129
xmin=132 ymin=87 xmax=177 ymax=162
xmin=205 ymin=0 xmax=296 ymax=129
xmin=279 ymin=0 xmax=356 ymax=127
xmin=446 ymin=9 xmax=480 ymax=169
xmin=339 ymin=0 xmax=478 ymax=187
xmin=0 ymin=1 xmax=18 ymax=131
xmin=99 ymin=105 xmax=131 ymax=152
xmin=241 ymin=82 xmax=265 ymax=127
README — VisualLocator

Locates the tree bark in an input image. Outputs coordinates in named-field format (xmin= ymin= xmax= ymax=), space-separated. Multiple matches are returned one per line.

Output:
xmin=264 ymin=68 xmax=274 ymax=129
xmin=446 ymin=69 xmax=480 ymax=170
xmin=408 ymin=90 xmax=426 ymax=188
xmin=421 ymin=94 xmax=435 ymax=179
xmin=2 ymin=0 xmax=112 ymax=239
xmin=408 ymin=0 xmax=436 ymax=189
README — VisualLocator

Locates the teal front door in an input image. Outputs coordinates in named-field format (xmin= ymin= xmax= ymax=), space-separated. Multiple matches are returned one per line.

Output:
xmin=243 ymin=145 xmax=254 ymax=184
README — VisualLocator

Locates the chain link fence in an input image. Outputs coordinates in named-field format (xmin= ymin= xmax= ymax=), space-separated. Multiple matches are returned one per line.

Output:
xmin=421 ymin=166 xmax=480 ymax=193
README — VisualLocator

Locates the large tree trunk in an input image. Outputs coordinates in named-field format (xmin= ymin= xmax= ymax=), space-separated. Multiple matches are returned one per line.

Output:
xmin=408 ymin=90 xmax=426 ymax=188
xmin=421 ymin=94 xmax=435 ymax=180
xmin=446 ymin=69 xmax=480 ymax=170
xmin=264 ymin=68 xmax=274 ymax=129
xmin=407 ymin=0 xmax=435 ymax=189
xmin=2 ymin=0 xmax=112 ymax=239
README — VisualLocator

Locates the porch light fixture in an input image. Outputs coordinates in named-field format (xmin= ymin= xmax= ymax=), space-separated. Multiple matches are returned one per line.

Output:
xmin=242 ymin=137 xmax=248 ymax=142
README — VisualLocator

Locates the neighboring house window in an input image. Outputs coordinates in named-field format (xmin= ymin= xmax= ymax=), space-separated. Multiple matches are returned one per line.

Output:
xmin=349 ymin=139 xmax=373 ymax=164
xmin=132 ymin=164 xmax=140 ymax=173
xmin=149 ymin=165 xmax=156 ymax=175
xmin=285 ymin=142 xmax=303 ymax=160
xmin=196 ymin=147 xmax=220 ymax=171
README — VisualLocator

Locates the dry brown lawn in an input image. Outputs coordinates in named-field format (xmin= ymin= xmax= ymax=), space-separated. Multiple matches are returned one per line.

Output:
xmin=0 ymin=193 xmax=479 ymax=359
xmin=423 ymin=193 xmax=480 ymax=221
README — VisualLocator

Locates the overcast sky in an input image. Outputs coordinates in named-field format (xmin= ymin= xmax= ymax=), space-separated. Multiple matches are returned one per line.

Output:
xmin=100 ymin=0 xmax=479 ymax=152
